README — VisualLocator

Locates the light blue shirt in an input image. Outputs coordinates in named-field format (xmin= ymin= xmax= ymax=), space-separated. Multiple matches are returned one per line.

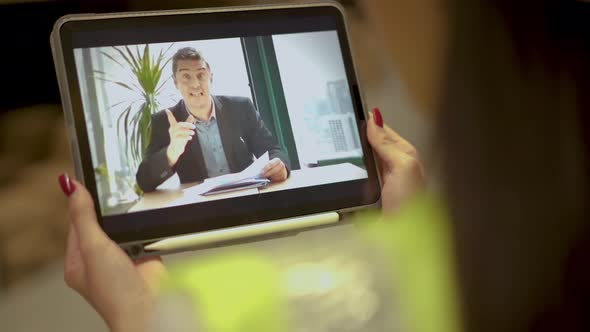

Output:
xmin=189 ymin=101 xmax=231 ymax=178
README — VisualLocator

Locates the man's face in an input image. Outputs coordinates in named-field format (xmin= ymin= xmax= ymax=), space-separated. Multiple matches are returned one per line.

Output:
xmin=174 ymin=59 xmax=212 ymax=109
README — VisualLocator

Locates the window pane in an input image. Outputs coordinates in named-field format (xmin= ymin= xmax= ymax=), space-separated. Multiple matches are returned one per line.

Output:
xmin=273 ymin=31 xmax=362 ymax=167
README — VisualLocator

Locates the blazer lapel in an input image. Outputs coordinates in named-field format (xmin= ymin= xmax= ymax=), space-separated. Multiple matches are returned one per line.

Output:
xmin=174 ymin=100 xmax=207 ymax=181
xmin=171 ymin=100 xmax=185 ymax=122
xmin=213 ymin=96 xmax=238 ymax=172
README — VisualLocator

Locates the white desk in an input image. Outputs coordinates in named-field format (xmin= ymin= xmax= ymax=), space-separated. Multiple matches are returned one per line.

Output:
xmin=129 ymin=163 xmax=367 ymax=213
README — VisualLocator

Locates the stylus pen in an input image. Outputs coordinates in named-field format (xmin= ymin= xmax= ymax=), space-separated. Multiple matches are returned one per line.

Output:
xmin=144 ymin=212 xmax=340 ymax=252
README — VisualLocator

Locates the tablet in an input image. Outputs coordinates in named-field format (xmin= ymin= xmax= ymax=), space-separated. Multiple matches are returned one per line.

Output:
xmin=51 ymin=1 xmax=381 ymax=258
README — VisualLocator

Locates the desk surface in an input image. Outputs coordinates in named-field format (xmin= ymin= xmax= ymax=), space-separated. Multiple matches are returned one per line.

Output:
xmin=129 ymin=163 xmax=368 ymax=213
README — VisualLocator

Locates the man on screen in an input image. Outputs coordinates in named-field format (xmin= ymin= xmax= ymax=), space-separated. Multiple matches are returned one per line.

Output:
xmin=136 ymin=47 xmax=289 ymax=192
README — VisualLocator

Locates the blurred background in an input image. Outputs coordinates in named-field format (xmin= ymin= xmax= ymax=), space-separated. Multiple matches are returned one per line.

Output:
xmin=0 ymin=0 xmax=429 ymax=330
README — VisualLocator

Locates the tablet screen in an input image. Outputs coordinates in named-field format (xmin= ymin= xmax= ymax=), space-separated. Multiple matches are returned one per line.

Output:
xmin=58 ymin=5 xmax=380 ymax=243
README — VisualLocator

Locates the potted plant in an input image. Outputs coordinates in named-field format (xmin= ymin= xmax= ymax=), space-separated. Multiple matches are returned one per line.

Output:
xmin=94 ymin=44 xmax=174 ymax=196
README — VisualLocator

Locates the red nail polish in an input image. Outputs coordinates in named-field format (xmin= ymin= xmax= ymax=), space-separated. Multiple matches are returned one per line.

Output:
xmin=373 ymin=107 xmax=384 ymax=128
xmin=58 ymin=173 xmax=76 ymax=197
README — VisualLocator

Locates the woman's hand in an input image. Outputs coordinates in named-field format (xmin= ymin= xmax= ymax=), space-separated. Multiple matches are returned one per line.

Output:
xmin=367 ymin=108 xmax=425 ymax=213
xmin=58 ymin=174 xmax=167 ymax=332
xmin=166 ymin=109 xmax=196 ymax=167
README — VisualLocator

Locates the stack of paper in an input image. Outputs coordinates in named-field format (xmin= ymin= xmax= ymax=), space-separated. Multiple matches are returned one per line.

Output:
xmin=183 ymin=152 xmax=271 ymax=196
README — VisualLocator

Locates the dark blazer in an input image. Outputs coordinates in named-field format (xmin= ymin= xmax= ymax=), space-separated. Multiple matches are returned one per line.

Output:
xmin=136 ymin=96 xmax=289 ymax=192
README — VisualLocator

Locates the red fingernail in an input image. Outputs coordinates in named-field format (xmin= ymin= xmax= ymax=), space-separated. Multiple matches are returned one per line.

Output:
xmin=58 ymin=173 xmax=76 ymax=197
xmin=373 ymin=107 xmax=384 ymax=127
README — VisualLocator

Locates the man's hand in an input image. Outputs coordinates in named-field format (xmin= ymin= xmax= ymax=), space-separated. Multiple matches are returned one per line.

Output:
xmin=60 ymin=175 xmax=166 ymax=332
xmin=367 ymin=108 xmax=425 ymax=213
xmin=165 ymin=109 xmax=196 ymax=167
xmin=262 ymin=158 xmax=288 ymax=182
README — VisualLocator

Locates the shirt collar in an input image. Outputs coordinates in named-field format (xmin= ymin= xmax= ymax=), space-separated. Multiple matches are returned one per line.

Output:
xmin=184 ymin=98 xmax=216 ymax=123
xmin=209 ymin=99 xmax=217 ymax=121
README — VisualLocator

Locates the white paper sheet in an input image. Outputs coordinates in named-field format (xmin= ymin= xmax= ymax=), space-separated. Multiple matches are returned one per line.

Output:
xmin=182 ymin=151 xmax=270 ymax=196
xmin=238 ymin=151 xmax=270 ymax=179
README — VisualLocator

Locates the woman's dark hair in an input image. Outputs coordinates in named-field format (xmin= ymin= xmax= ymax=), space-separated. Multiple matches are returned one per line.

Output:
xmin=439 ymin=0 xmax=590 ymax=331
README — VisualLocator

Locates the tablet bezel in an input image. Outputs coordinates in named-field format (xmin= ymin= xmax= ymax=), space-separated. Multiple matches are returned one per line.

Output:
xmin=51 ymin=1 xmax=381 ymax=245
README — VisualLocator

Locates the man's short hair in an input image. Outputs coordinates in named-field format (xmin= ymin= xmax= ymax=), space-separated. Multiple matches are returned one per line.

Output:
xmin=171 ymin=47 xmax=211 ymax=75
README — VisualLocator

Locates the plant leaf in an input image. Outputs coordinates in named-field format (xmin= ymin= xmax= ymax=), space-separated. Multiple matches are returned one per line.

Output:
xmin=144 ymin=44 xmax=150 ymax=69
xmin=129 ymin=107 xmax=145 ymax=164
xmin=135 ymin=46 xmax=142 ymax=66
xmin=112 ymin=46 xmax=137 ymax=73
xmin=116 ymin=105 xmax=130 ymax=143
xmin=155 ymin=76 xmax=172 ymax=95
xmin=95 ymin=163 xmax=109 ymax=176
xmin=155 ymin=48 xmax=164 ymax=69
xmin=100 ymin=51 xmax=124 ymax=68
xmin=139 ymin=107 xmax=153 ymax=158
xmin=109 ymin=99 xmax=129 ymax=109
xmin=128 ymin=45 xmax=142 ymax=73
xmin=94 ymin=76 xmax=135 ymax=91
xmin=110 ymin=98 xmax=141 ymax=110
xmin=98 ymin=43 xmax=176 ymax=173
xmin=162 ymin=42 xmax=175 ymax=58
xmin=122 ymin=105 xmax=134 ymax=153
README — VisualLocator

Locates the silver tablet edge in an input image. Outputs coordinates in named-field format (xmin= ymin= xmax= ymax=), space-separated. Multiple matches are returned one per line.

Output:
xmin=121 ymin=201 xmax=380 ymax=259
xmin=51 ymin=0 xmax=346 ymax=29
xmin=50 ymin=22 xmax=86 ymax=184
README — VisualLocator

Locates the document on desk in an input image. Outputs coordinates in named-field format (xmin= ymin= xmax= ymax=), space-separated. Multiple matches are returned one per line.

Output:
xmin=183 ymin=152 xmax=270 ymax=196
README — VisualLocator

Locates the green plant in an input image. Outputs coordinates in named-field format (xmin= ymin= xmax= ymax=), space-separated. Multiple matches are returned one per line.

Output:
xmin=95 ymin=163 xmax=143 ymax=196
xmin=94 ymin=44 xmax=174 ymax=172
